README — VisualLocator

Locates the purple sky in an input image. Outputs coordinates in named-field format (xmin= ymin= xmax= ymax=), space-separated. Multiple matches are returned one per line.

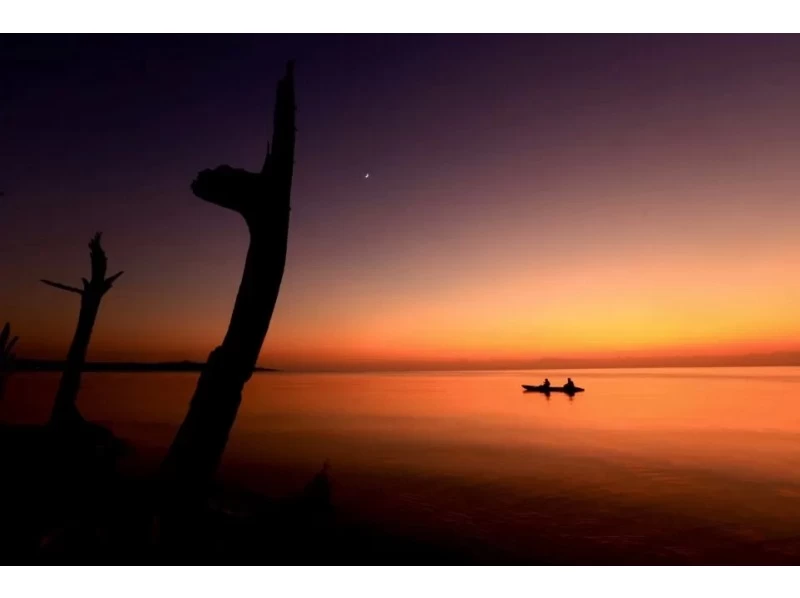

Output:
xmin=3 ymin=35 xmax=800 ymax=369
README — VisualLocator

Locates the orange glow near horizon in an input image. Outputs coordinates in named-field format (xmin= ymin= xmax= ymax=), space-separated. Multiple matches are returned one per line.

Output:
xmin=10 ymin=187 xmax=800 ymax=371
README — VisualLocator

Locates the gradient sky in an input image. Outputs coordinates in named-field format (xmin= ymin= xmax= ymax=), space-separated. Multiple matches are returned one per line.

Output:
xmin=2 ymin=35 xmax=800 ymax=370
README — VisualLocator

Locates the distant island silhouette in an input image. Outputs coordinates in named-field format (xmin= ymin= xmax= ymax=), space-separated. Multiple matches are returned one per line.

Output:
xmin=14 ymin=359 xmax=279 ymax=373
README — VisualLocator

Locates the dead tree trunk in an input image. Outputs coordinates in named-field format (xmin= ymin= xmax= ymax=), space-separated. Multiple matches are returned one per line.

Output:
xmin=160 ymin=62 xmax=296 ymax=497
xmin=0 ymin=322 xmax=19 ymax=402
xmin=42 ymin=233 xmax=123 ymax=426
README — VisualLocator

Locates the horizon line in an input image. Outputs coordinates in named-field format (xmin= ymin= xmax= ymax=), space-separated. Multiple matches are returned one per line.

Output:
xmin=14 ymin=351 xmax=800 ymax=374
xmin=274 ymin=363 xmax=800 ymax=374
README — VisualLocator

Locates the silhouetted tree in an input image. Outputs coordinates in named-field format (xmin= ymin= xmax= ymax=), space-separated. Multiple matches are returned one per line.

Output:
xmin=0 ymin=322 xmax=19 ymax=402
xmin=161 ymin=61 xmax=296 ymax=497
xmin=42 ymin=233 xmax=123 ymax=425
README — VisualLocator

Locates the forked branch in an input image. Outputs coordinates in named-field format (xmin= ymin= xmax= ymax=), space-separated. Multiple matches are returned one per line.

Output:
xmin=41 ymin=233 xmax=123 ymax=298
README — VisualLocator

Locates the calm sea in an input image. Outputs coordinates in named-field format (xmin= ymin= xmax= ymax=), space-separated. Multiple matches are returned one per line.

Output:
xmin=4 ymin=367 xmax=800 ymax=563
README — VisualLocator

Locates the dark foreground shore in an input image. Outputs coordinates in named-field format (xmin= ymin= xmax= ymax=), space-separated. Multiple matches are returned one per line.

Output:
xmin=3 ymin=419 xmax=800 ymax=564
xmin=0 ymin=422 xmax=480 ymax=564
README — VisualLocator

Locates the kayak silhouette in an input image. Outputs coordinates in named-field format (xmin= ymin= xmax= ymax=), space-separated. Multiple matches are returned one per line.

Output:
xmin=522 ymin=384 xmax=584 ymax=394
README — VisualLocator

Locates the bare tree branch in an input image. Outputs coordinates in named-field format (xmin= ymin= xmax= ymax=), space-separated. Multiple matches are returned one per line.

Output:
xmin=41 ymin=279 xmax=84 ymax=295
xmin=1 ymin=324 xmax=17 ymax=367
xmin=162 ymin=60 xmax=297 ymax=500
xmin=89 ymin=232 xmax=108 ymax=283
xmin=191 ymin=166 xmax=261 ymax=216
xmin=104 ymin=271 xmax=124 ymax=287
xmin=46 ymin=233 xmax=122 ymax=425
xmin=4 ymin=336 xmax=18 ymax=357
xmin=0 ymin=322 xmax=16 ymax=402
xmin=0 ymin=323 xmax=9 ymax=350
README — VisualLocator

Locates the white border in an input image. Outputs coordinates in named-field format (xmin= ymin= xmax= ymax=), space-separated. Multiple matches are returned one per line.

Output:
xmin=1 ymin=565 xmax=795 ymax=597
xmin=3 ymin=1 xmax=800 ymax=33
xmin=4 ymin=3 xmax=800 ymax=591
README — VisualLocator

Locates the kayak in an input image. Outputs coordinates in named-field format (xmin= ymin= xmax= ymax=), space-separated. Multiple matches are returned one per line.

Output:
xmin=522 ymin=385 xmax=584 ymax=393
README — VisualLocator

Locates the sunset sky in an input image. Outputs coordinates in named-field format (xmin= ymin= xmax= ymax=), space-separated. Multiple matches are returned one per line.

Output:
xmin=2 ymin=35 xmax=800 ymax=370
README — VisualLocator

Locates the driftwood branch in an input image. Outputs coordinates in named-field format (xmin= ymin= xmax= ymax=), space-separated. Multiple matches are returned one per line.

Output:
xmin=161 ymin=60 xmax=297 ymax=502
xmin=105 ymin=271 xmax=124 ymax=287
xmin=1 ymin=323 xmax=11 ymax=350
xmin=41 ymin=233 xmax=123 ymax=299
xmin=41 ymin=279 xmax=84 ymax=295
xmin=45 ymin=233 xmax=123 ymax=425
xmin=1 ymin=323 xmax=18 ymax=361
xmin=1 ymin=322 xmax=18 ymax=402
xmin=89 ymin=232 xmax=108 ymax=282
xmin=191 ymin=167 xmax=262 ymax=218
xmin=3 ymin=336 xmax=18 ymax=359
